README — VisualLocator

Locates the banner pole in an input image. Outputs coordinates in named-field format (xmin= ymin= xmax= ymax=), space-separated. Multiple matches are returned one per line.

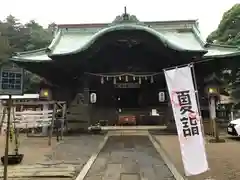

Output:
xmin=3 ymin=95 xmax=12 ymax=180
xmin=190 ymin=64 xmax=206 ymax=137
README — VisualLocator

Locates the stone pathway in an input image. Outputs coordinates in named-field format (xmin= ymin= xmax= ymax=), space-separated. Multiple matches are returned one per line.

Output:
xmin=84 ymin=136 xmax=174 ymax=180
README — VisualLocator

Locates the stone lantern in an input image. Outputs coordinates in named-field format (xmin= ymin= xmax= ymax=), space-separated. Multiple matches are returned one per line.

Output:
xmin=204 ymin=73 xmax=225 ymax=143
xmin=204 ymin=73 xmax=222 ymax=120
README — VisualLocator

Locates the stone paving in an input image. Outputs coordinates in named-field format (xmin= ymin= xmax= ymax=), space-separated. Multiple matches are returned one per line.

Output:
xmin=84 ymin=135 xmax=174 ymax=180
xmin=0 ymin=134 xmax=105 ymax=179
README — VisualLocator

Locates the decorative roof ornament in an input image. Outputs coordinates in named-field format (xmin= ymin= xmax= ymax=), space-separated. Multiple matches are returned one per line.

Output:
xmin=111 ymin=6 xmax=145 ymax=26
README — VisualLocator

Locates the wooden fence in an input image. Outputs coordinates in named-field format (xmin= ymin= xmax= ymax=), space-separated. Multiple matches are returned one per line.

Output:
xmin=1 ymin=110 xmax=53 ymax=132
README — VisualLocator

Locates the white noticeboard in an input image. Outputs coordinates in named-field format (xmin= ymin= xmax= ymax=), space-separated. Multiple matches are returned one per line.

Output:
xmin=0 ymin=66 xmax=24 ymax=95
xmin=164 ymin=65 xmax=208 ymax=176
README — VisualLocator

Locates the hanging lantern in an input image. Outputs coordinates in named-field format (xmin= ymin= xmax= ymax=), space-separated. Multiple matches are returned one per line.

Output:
xmin=133 ymin=76 xmax=136 ymax=81
xmin=106 ymin=76 xmax=109 ymax=81
xmin=125 ymin=76 xmax=128 ymax=82
xmin=113 ymin=77 xmax=116 ymax=84
xmin=150 ymin=76 xmax=154 ymax=83
xmin=158 ymin=92 xmax=165 ymax=102
xmin=139 ymin=77 xmax=142 ymax=84
xmin=119 ymin=76 xmax=122 ymax=80
xmin=90 ymin=93 xmax=97 ymax=103
xmin=40 ymin=88 xmax=52 ymax=100
xmin=101 ymin=76 xmax=104 ymax=84
xmin=145 ymin=76 xmax=147 ymax=80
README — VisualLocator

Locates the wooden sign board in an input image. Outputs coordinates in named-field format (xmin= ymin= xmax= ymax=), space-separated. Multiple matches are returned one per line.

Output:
xmin=115 ymin=83 xmax=140 ymax=89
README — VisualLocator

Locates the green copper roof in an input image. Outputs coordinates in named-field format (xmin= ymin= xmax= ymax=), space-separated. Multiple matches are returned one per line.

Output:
xmin=47 ymin=24 xmax=206 ymax=56
xmin=9 ymin=13 xmax=240 ymax=62
xmin=204 ymin=44 xmax=240 ymax=58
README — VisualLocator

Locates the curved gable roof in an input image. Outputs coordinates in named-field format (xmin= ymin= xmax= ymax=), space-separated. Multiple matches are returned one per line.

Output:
xmin=47 ymin=24 xmax=206 ymax=56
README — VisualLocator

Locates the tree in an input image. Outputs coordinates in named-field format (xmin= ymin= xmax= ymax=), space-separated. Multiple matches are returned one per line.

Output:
xmin=207 ymin=4 xmax=240 ymax=46
xmin=207 ymin=4 xmax=240 ymax=102
xmin=0 ymin=24 xmax=11 ymax=62
xmin=0 ymin=15 xmax=53 ymax=92
xmin=25 ymin=20 xmax=52 ymax=50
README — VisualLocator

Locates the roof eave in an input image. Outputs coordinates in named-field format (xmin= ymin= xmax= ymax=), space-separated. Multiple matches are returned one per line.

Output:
xmin=204 ymin=43 xmax=240 ymax=49
xmin=203 ymin=52 xmax=240 ymax=59
xmin=10 ymin=57 xmax=52 ymax=63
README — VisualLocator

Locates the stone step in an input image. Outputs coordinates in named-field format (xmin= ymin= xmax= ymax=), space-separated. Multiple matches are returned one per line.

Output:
xmin=108 ymin=130 xmax=149 ymax=136
xmin=0 ymin=164 xmax=76 ymax=178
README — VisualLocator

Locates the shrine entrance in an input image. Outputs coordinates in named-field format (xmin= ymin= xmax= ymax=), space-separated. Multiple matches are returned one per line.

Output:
xmin=87 ymin=72 xmax=168 ymax=126
xmin=67 ymin=24 xmax=205 ymax=127
xmin=114 ymin=85 xmax=140 ymax=109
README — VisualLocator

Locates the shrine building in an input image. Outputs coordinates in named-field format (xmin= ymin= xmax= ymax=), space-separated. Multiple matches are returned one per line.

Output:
xmin=10 ymin=10 xmax=240 ymax=129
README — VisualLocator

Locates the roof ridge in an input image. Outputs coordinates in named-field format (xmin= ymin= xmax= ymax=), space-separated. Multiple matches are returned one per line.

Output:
xmin=57 ymin=19 xmax=198 ymax=28
xmin=47 ymin=30 xmax=62 ymax=55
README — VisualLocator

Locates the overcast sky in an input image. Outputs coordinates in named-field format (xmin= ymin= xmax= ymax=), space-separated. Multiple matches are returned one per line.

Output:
xmin=0 ymin=0 xmax=239 ymax=39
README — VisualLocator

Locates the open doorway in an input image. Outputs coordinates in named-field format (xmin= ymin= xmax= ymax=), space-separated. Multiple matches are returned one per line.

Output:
xmin=115 ymin=88 xmax=140 ymax=110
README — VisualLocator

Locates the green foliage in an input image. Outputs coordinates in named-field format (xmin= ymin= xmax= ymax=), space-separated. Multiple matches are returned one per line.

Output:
xmin=207 ymin=4 xmax=240 ymax=102
xmin=0 ymin=15 xmax=54 ymax=92
xmin=207 ymin=4 xmax=240 ymax=46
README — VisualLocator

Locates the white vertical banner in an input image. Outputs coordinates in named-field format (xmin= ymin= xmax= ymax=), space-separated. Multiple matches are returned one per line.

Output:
xmin=164 ymin=65 xmax=208 ymax=176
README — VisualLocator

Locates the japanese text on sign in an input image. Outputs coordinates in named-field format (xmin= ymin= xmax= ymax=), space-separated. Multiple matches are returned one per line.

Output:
xmin=176 ymin=90 xmax=199 ymax=137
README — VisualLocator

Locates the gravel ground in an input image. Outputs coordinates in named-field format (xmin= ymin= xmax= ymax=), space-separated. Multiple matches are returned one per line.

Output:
xmin=0 ymin=135 xmax=57 ymax=165
xmin=154 ymin=134 xmax=240 ymax=180
xmin=84 ymin=136 xmax=174 ymax=180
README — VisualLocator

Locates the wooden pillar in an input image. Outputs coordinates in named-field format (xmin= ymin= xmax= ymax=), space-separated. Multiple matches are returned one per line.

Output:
xmin=48 ymin=102 xmax=56 ymax=146
xmin=83 ymin=77 xmax=92 ymax=127
xmin=60 ymin=103 xmax=66 ymax=139
xmin=83 ymin=88 xmax=90 ymax=105
xmin=42 ymin=103 xmax=49 ymax=136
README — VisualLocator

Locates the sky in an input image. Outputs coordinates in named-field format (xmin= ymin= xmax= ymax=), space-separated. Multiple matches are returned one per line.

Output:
xmin=0 ymin=0 xmax=239 ymax=39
